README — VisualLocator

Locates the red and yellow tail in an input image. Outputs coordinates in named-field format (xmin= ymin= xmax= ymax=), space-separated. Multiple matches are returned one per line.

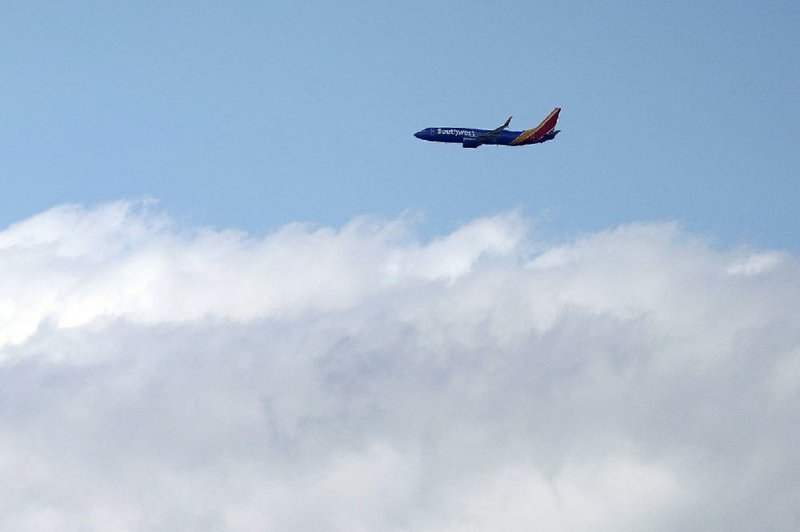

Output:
xmin=510 ymin=108 xmax=561 ymax=145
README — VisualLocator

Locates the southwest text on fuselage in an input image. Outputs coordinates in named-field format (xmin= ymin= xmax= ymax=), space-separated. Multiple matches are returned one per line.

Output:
xmin=437 ymin=128 xmax=478 ymax=137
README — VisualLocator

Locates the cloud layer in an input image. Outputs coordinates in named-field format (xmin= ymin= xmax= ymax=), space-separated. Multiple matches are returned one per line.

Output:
xmin=1 ymin=201 xmax=799 ymax=531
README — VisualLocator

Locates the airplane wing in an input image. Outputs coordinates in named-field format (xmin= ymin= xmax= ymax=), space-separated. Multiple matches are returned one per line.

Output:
xmin=476 ymin=116 xmax=512 ymax=143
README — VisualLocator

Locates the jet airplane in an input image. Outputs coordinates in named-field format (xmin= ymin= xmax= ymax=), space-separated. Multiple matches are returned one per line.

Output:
xmin=414 ymin=108 xmax=561 ymax=148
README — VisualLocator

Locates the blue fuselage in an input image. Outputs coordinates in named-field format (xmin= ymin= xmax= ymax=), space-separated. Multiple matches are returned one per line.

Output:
xmin=414 ymin=127 xmax=559 ymax=147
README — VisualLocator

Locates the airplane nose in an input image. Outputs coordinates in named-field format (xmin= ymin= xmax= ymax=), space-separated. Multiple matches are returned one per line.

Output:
xmin=414 ymin=130 xmax=424 ymax=139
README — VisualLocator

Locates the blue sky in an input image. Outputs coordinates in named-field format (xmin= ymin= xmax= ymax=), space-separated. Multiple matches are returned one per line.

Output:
xmin=2 ymin=1 xmax=799 ymax=249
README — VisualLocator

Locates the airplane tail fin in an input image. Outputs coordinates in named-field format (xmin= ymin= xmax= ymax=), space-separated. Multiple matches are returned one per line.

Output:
xmin=510 ymin=107 xmax=561 ymax=145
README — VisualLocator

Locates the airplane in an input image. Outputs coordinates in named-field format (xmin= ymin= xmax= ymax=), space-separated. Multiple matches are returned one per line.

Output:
xmin=414 ymin=107 xmax=561 ymax=148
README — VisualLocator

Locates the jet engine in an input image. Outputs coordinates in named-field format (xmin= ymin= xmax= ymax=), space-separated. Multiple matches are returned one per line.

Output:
xmin=462 ymin=138 xmax=482 ymax=148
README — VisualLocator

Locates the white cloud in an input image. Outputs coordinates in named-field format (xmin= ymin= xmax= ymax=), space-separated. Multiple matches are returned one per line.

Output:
xmin=1 ymin=201 xmax=799 ymax=530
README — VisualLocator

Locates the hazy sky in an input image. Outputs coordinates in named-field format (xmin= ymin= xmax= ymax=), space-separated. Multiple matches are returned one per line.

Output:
xmin=2 ymin=1 xmax=798 ymax=248
xmin=2 ymin=2 xmax=800 ymax=530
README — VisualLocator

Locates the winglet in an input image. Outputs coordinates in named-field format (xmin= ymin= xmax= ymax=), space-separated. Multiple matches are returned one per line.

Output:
xmin=503 ymin=116 xmax=512 ymax=129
